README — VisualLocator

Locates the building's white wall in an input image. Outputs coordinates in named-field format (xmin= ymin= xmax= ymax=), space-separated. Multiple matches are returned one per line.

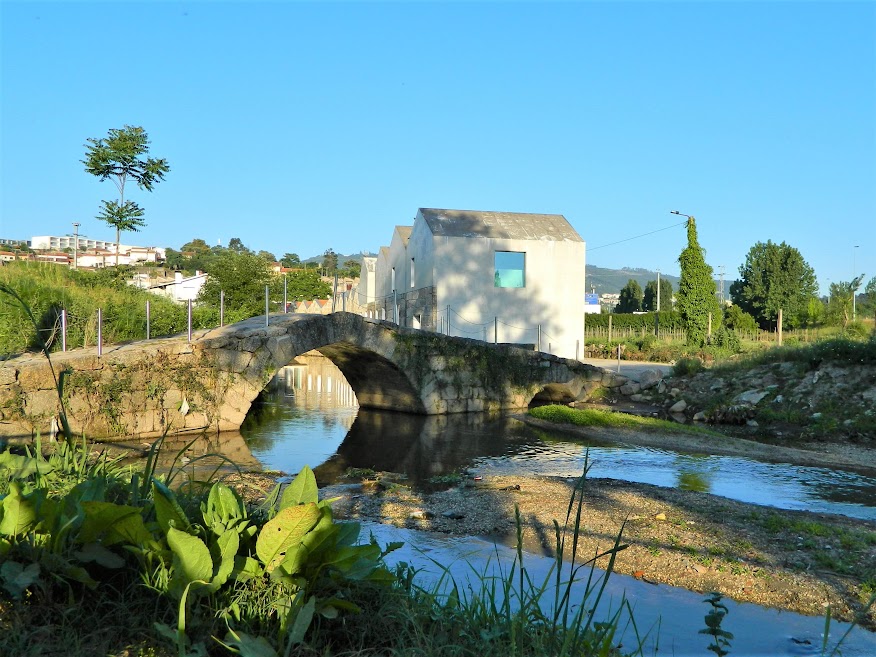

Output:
xmin=375 ymin=247 xmax=391 ymax=300
xmin=387 ymin=228 xmax=410 ymax=292
xmin=358 ymin=256 xmax=377 ymax=310
xmin=433 ymin=235 xmax=585 ymax=358
xmin=408 ymin=214 xmax=435 ymax=290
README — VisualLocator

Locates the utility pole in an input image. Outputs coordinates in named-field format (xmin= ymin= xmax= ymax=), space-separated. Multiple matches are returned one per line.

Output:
xmin=656 ymin=270 xmax=661 ymax=312
xmin=718 ymin=265 xmax=725 ymax=305
xmin=72 ymin=222 xmax=80 ymax=269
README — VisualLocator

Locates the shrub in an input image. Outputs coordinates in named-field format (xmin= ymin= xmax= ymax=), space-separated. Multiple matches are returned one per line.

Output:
xmin=673 ymin=357 xmax=704 ymax=376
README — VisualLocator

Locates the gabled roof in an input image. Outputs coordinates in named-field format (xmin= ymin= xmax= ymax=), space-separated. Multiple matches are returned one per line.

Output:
xmin=394 ymin=226 xmax=413 ymax=245
xmin=418 ymin=208 xmax=583 ymax=242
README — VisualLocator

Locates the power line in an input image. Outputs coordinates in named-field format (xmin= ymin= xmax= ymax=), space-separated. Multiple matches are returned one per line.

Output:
xmin=588 ymin=220 xmax=687 ymax=252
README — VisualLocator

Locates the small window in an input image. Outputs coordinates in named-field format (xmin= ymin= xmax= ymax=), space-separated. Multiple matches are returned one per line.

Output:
xmin=410 ymin=258 xmax=415 ymax=288
xmin=494 ymin=251 xmax=525 ymax=288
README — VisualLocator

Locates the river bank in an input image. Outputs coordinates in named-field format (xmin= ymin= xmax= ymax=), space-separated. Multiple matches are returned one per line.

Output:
xmin=308 ymin=421 xmax=876 ymax=631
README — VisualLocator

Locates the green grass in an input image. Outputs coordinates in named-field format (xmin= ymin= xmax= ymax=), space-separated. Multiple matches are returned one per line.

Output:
xmin=529 ymin=404 xmax=725 ymax=438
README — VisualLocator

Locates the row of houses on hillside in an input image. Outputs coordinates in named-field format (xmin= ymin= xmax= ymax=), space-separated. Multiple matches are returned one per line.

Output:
xmin=357 ymin=208 xmax=586 ymax=359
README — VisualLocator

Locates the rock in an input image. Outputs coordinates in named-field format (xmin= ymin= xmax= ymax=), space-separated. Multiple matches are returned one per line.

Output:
xmin=669 ymin=399 xmax=687 ymax=413
xmin=656 ymin=381 xmax=667 ymax=394
xmin=654 ymin=512 xmax=666 ymax=521
xmin=692 ymin=411 xmax=707 ymax=422
xmin=409 ymin=510 xmax=434 ymax=520
xmin=811 ymin=412 xmax=822 ymax=419
xmin=620 ymin=382 xmax=641 ymax=396
xmin=630 ymin=394 xmax=647 ymax=402
xmin=773 ymin=394 xmax=784 ymax=404
xmin=669 ymin=387 xmax=681 ymax=398
xmin=638 ymin=369 xmax=663 ymax=390
xmin=441 ymin=511 xmax=465 ymax=520
xmin=746 ymin=419 xmax=759 ymax=427
xmin=736 ymin=389 xmax=768 ymax=405
xmin=670 ymin=413 xmax=687 ymax=424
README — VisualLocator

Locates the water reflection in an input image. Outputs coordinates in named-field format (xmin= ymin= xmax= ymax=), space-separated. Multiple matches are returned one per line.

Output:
xmin=239 ymin=356 xmax=876 ymax=521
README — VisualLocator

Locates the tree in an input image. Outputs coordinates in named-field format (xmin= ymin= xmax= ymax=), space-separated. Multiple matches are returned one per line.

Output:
xmin=342 ymin=259 xmax=362 ymax=278
xmin=729 ymin=241 xmax=817 ymax=330
xmin=280 ymin=269 xmax=332 ymax=302
xmin=180 ymin=238 xmax=212 ymax=255
xmin=723 ymin=305 xmax=758 ymax=333
xmin=280 ymin=253 xmax=301 ymax=268
xmin=860 ymin=275 xmax=876 ymax=318
xmin=676 ymin=216 xmax=721 ymax=346
xmin=642 ymin=278 xmax=673 ymax=311
xmin=322 ymin=248 xmax=338 ymax=275
xmin=616 ymin=279 xmax=643 ymax=313
xmin=83 ymin=126 xmax=169 ymax=265
xmin=227 ymin=238 xmax=251 ymax=255
xmin=827 ymin=275 xmax=865 ymax=329
xmin=257 ymin=250 xmax=277 ymax=263
xmin=198 ymin=251 xmax=273 ymax=319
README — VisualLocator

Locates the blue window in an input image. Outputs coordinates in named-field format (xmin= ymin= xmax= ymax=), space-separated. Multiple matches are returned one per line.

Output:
xmin=494 ymin=251 xmax=525 ymax=288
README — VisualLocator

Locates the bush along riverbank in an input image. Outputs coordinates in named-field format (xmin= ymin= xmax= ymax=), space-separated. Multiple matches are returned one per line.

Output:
xmin=587 ymin=336 xmax=876 ymax=444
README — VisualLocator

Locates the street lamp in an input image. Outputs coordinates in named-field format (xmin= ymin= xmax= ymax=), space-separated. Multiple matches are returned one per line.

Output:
xmin=671 ymin=210 xmax=693 ymax=220
xmin=72 ymin=222 xmax=80 ymax=269
xmin=853 ymin=245 xmax=860 ymax=321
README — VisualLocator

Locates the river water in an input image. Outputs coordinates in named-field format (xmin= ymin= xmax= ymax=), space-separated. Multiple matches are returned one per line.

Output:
xmin=235 ymin=357 xmax=876 ymax=656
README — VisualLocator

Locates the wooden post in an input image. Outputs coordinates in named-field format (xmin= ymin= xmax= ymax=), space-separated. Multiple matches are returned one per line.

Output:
xmin=778 ymin=308 xmax=783 ymax=346
xmin=608 ymin=315 xmax=613 ymax=342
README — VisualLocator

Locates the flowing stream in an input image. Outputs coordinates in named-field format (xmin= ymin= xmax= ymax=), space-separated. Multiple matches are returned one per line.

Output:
xmin=234 ymin=357 xmax=876 ymax=656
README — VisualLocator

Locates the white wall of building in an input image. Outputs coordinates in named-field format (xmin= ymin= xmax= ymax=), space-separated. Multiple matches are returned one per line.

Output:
xmin=433 ymin=234 xmax=585 ymax=358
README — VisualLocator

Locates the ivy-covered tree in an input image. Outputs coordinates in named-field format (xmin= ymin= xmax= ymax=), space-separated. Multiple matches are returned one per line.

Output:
xmin=642 ymin=278 xmax=673 ymax=311
xmin=729 ymin=240 xmax=818 ymax=329
xmin=676 ymin=216 xmax=721 ymax=346
xmin=83 ymin=125 xmax=169 ymax=265
xmin=616 ymin=279 xmax=643 ymax=313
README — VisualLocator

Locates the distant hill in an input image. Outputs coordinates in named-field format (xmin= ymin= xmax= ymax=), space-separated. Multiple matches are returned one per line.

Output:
xmin=585 ymin=265 xmax=680 ymax=295
xmin=302 ymin=252 xmax=374 ymax=266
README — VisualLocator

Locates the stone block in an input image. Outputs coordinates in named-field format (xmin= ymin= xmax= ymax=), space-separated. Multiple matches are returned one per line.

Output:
xmin=638 ymin=369 xmax=664 ymax=390
xmin=18 ymin=362 xmax=57 ymax=391
xmin=0 ymin=368 xmax=17 ymax=386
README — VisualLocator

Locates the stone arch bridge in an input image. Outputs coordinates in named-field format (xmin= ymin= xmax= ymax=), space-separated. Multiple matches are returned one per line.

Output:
xmin=0 ymin=312 xmax=625 ymax=441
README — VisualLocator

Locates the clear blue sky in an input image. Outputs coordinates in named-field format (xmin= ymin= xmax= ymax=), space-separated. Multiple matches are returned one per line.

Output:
xmin=2 ymin=1 xmax=874 ymax=293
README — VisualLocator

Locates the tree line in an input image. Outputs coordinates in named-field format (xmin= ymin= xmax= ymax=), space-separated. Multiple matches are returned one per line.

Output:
xmin=614 ymin=227 xmax=873 ymax=345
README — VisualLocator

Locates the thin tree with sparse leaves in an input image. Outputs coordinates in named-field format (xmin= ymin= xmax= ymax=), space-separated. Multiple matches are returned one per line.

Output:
xmin=83 ymin=126 xmax=169 ymax=265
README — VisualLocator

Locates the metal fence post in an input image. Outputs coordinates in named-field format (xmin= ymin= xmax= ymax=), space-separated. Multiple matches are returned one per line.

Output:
xmin=61 ymin=309 xmax=67 ymax=352
xmin=188 ymin=300 xmax=192 ymax=343
xmin=220 ymin=290 xmax=225 ymax=327
xmin=284 ymin=275 xmax=288 ymax=313
xmin=146 ymin=300 xmax=150 ymax=340
xmin=97 ymin=308 xmax=103 ymax=357
xmin=265 ymin=285 xmax=269 ymax=328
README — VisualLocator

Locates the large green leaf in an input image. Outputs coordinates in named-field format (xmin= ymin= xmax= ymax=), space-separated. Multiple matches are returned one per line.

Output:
xmin=167 ymin=527 xmax=212 ymax=584
xmin=277 ymin=543 xmax=308 ymax=577
xmin=0 ymin=450 xmax=54 ymax=479
xmin=232 ymin=555 xmax=263 ymax=582
xmin=152 ymin=480 xmax=190 ymax=534
xmin=74 ymin=543 xmax=125 ymax=569
xmin=256 ymin=503 xmax=320 ymax=573
xmin=201 ymin=483 xmax=247 ymax=537
xmin=299 ymin=507 xmax=338 ymax=562
xmin=211 ymin=529 xmax=240 ymax=589
xmin=0 ymin=561 xmax=40 ymax=598
xmin=279 ymin=466 xmax=318 ymax=509
xmin=80 ymin=501 xmax=151 ymax=546
xmin=0 ymin=482 xmax=37 ymax=537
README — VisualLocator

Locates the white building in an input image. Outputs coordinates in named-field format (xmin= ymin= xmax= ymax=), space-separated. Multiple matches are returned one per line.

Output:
xmin=148 ymin=271 xmax=208 ymax=303
xmin=30 ymin=235 xmax=165 ymax=266
xmin=360 ymin=208 xmax=586 ymax=359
